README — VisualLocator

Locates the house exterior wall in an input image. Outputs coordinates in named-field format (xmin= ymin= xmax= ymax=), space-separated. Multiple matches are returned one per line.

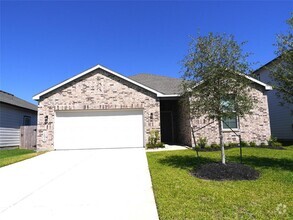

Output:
xmin=0 ymin=102 xmax=37 ymax=128
xmin=256 ymin=68 xmax=293 ymax=141
xmin=36 ymin=68 xmax=160 ymax=151
xmin=187 ymin=84 xmax=271 ymax=146
xmin=0 ymin=103 xmax=37 ymax=147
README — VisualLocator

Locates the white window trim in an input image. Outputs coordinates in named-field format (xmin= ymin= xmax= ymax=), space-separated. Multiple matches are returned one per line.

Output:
xmin=221 ymin=115 xmax=239 ymax=131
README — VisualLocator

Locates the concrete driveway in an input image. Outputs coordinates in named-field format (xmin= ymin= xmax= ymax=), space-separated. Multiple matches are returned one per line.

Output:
xmin=0 ymin=148 xmax=159 ymax=220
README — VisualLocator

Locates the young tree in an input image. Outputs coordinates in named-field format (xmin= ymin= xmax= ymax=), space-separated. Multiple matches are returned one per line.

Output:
xmin=181 ymin=33 xmax=255 ymax=164
xmin=271 ymin=14 xmax=293 ymax=107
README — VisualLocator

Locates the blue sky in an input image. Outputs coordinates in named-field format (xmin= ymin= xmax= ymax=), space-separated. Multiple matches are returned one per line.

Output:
xmin=1 ymin=1 xmax=292 ymax=104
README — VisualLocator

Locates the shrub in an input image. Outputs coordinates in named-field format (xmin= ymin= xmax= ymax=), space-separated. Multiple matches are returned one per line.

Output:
xmin=146 ymin=142 xmax=165 ymax=149
xmin=147 ymin=130 xmax=165 ymax=149
xmin=268 ymin=136 xmax=278 ymax=146
xmin=240 ymin=141 xmax=249 ymax=148
xmin=156 ymin=142 xmax=165 ymax=148
xmin=259 ymin=142 xmax=268 ymax=148
xmin=249 ymin=141 xmax=257 ymax=147
xmin=211 ymin=143 xmax=220 ymax=149
xmin=198 ymin=137 xmax=207 ymax=149
xmin=267 ymin=136 xmax=283 ymax=148
xmin=146 ymin=143 xmax=153 ymax=149
xmin=271 ymin=141 xmax=283 ymax=147
xmin=205 ymin=145 xmax=211 ymax=151
xmin=229 ymin=142 xmax=238 ymax=148
xmin=194 ymin=145 xmax=200 ymax=151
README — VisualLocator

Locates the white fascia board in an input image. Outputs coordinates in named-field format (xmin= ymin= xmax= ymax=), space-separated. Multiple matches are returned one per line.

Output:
xmin=157 ymin=94 xmax=181 ymax=98
xmin=244 ymin=75 xmax=273 ymax=90
xmin=33 ymin=64 xmax=164 ymax=100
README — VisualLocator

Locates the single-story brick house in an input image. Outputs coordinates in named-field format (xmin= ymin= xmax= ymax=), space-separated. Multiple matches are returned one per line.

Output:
xmin=33 ymin=65 xmax=272 ymax=151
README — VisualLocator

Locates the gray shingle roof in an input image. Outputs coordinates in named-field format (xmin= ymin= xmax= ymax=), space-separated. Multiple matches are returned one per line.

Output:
xmin=0 ymin=90 xmax=38 ymax=111
xmin=129 ymin=73 xmax=182 ymax=95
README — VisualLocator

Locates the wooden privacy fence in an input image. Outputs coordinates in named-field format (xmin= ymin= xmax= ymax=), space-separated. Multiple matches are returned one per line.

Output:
xmin=20 ymin=126 xmax=37 ymax=150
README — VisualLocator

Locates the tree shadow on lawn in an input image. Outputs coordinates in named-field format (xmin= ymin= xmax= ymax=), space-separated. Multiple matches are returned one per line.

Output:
xmin=159 ymin=155 xmax=217 ymax=170
xmin=227 ymin=155 xmax=293 ymax=172
xmin=159 ymin=155 xmax=293 ymax=172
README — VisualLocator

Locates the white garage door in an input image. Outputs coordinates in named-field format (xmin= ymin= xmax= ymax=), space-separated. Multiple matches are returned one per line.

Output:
xmin=54 ymin=110 xmax=144 ymax=150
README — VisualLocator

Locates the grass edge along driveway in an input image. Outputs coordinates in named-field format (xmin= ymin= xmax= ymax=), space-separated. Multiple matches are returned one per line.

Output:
xmin=147 ymin=147 xmax=293 ymax=220
xmin=0 ymin=148 xmax=45 ymax=168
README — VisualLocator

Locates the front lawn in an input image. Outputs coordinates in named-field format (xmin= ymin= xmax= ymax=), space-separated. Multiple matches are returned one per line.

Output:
xmin=0 ymin=148 xmax=45 ymax=168
xmin=147 ymin=147 xmax=293 ymax=219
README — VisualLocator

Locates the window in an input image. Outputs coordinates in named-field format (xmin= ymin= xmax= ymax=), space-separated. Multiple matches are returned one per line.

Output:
xmin=23 ymin=116 xmax=31 ymax=126
xmin=221 ymin=95 xmax=238 ymax=129
xmin=222 ymin=115 xmax=238 ymax=129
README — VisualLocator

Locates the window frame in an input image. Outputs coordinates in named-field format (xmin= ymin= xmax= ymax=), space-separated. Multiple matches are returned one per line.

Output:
xmin=221 ymin=95 xmax=239 ymax=131
xmin=222 ymin=115 xmax=239 ymax=131
xmin=23 ymin=116 xmax=31 ymax=126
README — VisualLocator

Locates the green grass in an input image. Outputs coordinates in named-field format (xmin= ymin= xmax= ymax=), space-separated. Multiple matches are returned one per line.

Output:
xmin=0 ymin=148 xmax=45 ymax=167
xmin=147 ymin=147 xmax=293 ymax=220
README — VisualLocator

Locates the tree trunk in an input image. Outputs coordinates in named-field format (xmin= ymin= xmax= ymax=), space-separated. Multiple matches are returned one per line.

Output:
xmin=218 ymin=119 xmax=226 ymax=164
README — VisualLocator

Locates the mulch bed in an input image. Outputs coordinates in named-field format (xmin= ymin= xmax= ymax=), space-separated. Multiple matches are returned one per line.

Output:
xmin=191 ymin=163 xmax=260 ymax=181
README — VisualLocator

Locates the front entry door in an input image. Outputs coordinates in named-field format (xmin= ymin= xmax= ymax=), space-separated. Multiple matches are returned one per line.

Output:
xmin=160 ymin=111 xmax=174 ymax=143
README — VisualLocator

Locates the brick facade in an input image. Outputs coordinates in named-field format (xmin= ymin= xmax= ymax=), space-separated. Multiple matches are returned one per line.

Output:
xmin=37 ymin=68 xmax=160 ymax=151
xmin=36 ymin=67 xmax=271 ymax=150
xmin=187 ymin=84 xmax=271 ymax=146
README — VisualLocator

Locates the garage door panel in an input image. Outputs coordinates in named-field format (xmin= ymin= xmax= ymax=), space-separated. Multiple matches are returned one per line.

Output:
xmin=54 ymin=110 xmax=144 ymax=150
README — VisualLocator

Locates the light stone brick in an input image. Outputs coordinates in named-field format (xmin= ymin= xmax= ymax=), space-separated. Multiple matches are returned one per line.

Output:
xmin=186 ymin=84 xmax=271 ymax=146
xmin=37 ymin=68 xmax=271 ymax=150
xmin=37 ymin=69 xmax=160 ymax=150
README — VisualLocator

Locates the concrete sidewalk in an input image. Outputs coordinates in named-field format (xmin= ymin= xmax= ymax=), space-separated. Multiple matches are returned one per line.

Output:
xmin=0 ymin=149 xmax=158 ymax=220
xmin=146 ymin=144 xmax=190 ymax=152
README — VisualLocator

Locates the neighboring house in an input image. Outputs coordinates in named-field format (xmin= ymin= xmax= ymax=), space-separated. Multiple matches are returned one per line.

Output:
xmin=33 ymin=65 xmax=272 ymax=151
xmin=254 ymin=57 xmax=293 ymax=142
xmin=0 ymin=90 xmax=38 ymax=147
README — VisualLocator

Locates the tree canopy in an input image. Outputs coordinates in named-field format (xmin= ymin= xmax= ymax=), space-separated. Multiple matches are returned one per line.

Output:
xmin=271 ymin=14 xmax=293 ymax=107
xmin=182 ymin=33 xmax=255 ymax=121
xmin=181 ymin=33 xmax=256 ymax=164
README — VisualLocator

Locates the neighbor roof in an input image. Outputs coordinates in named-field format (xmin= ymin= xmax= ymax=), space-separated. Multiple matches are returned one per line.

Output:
xmin=129 ymin=73 xmax=182 ymax=95
xmin=0 ymin=90 xmax=38 ymax=111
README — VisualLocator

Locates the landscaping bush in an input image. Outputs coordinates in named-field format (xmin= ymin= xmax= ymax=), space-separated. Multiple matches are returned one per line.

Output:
xmin=155 ymin=142 xmax=165 ymax=148
xmin=146 ymin=142 xmax=165 ymax=149
xmin=210 ymin=143 xmax=220 ymax=149
xmin=240 ymin=141 xmax=249 ymax=148
xmin=268 ymin=136 xmax=277 ymax=146
xmin=194 ymin=145 xmax=200 ymax=151
xmin=229 ymin=142 xmax=238 ymax=148
xmin=198 ymin=137 xmax=207 ymax=149
xmin=249 ymin=141 xmax=257 ymax=147
xmin=146 ymin=130 xmax=165 ymax=149
xmin=259 ymin=142 xmax=268 ymax=148
xmin=204 ymin=145 xmax=211 ymax=151
xmin=271 ymin=142 xmax=283 ymax=147
xmin=267 ymin=136 xmax=283 ymax=148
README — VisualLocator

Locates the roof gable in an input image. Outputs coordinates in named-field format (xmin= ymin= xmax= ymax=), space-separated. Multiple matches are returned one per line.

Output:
xmin=33 ymin=65 xmax=168 ymax=101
